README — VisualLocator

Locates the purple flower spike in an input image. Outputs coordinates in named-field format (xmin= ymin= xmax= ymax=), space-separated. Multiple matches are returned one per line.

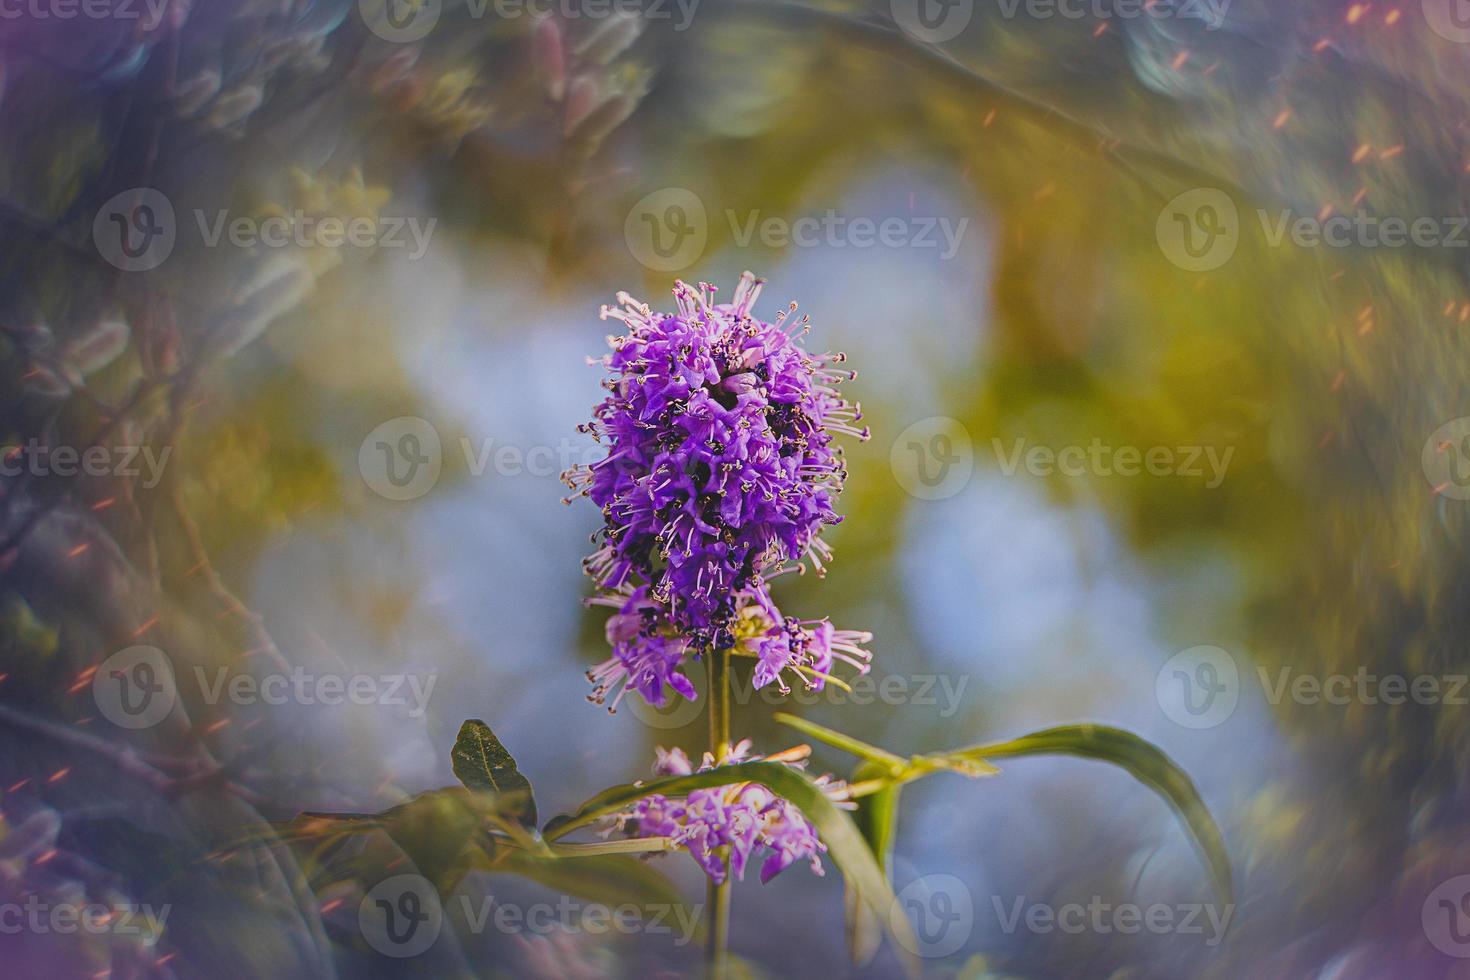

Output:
xmin=564 ymin=274 xmax=868 ymax=658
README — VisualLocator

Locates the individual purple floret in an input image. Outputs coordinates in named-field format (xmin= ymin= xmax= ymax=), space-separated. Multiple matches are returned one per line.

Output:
xmin=584 ymin=586 xmax=697 ymax=711
xmin=608 ymin=741 xmax=849 ymax=885
xmin=564 ymin=273 xmax=868 ymax=652
xmin=734 ymin=584 xmax=874 ymax=694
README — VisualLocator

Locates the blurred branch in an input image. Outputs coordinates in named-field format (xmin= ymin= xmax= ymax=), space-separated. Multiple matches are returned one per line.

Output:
xmin=169 ymin=487 xmax=291 ymax=675
xmin=0 ymin=702 xmax=267 ymax=806
xmin=719 ymin=0 xmax=1254 ymax=205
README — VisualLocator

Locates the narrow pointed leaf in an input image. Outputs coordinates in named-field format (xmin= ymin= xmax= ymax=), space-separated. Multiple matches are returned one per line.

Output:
xmin=949 ymin=724 xmax=1233 ymax=907
xmin=774 ymin=712 xmax=906 ymax=773
xmin=846 ymin=760 xmax=901 ymax=967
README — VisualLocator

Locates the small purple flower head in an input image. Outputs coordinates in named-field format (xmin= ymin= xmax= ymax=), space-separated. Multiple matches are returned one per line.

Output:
xmin=585 ymin=587 xmax=697 ymax=711
xmin=610 ymin=741 xmax=848 ymax=885
xmin=584 ymin=583 xmax=873 ymax=710
xmin=564 ymin=274 xmax=867 ymax=651
xmin=733 ymin=585 xmax=873 ymax=695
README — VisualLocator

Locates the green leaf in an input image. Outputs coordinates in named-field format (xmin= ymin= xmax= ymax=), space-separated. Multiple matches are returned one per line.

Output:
xmin=450 ymin=719 xmax=537 ymax=826
xmin=278 ymin=788 xmax=513 ymax=889
xmin=278 ymin=789 xmax=683 ymax=911
xmin=773 ymin=712 xmax=906 ymax=773
xmin=950 ymin=724 xmax=1234 ymax=907
xmin=846 ymin=760 xmax=902 ymax=967
xmin=492 ymin=850 xmax=695 ymax=928
xmin=547 ymin=760 xmax=920 ymax=976
xmin=775 ymin=712 xmax=998 ymax=785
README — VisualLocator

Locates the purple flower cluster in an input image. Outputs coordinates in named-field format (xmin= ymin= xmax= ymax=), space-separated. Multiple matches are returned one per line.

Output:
xmin=565 ymin=273 xmax=870 ymax=709
xmin=611 ymin=742 xmax=849 ymax=885
xmin=583 ymin=583 xmax=873 ymax=711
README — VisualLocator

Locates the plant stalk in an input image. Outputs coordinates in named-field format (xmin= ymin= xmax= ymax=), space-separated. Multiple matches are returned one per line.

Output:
xmin=706 ymin=648 xmax=732 ymax=978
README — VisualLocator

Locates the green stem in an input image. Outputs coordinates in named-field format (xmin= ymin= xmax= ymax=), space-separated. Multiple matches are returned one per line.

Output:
xmin=706 ymin=648 xmax=732 ymax=979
